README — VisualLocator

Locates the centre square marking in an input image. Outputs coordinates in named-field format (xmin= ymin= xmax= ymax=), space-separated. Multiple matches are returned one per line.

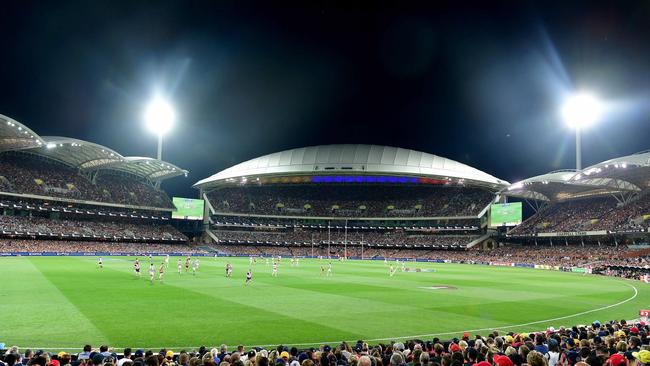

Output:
xmin=418 ymin=285 xmax=457 ymax=290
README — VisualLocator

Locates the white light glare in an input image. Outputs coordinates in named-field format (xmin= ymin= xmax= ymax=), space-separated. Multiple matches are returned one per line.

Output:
xmin=562 ymin=92 xmax=603 ymax=129
xmin=144 ymin=96 xmax=175 ymax=135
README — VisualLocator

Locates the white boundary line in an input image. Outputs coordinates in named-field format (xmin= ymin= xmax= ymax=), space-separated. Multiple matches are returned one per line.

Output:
xmin=18 ymin=283 xmax=639 ymax=351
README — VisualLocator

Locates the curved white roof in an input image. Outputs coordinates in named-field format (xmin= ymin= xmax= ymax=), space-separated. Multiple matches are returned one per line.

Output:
xmin=505 ymin=151 xmax=650 ymax=201
xmin=581 ymin=150 xmax=650 ymax=170
xmin=194 ymin=144 xmax=509 ymax=188
xmin=0 ymin=114 xmax=45 ymax=152
xmin=0 ymin=114 xmax=188 ymax=182
xmin=28 ymin=137 xmax=188 ymax=181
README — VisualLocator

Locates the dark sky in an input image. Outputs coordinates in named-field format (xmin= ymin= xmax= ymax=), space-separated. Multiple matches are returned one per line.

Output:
xmin=1 ymin=1 xmax=650 ymax=198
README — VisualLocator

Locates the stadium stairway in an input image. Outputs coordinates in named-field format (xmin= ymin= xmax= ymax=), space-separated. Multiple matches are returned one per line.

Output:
xmin=465 ymin=233 xmax=492 ymax=248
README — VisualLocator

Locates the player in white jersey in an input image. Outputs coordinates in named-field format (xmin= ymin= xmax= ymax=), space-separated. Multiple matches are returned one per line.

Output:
xmin=97 ymin=257 xmax=103 ymax=269
xmin=165 ymin=254 xmax=170 ymax=268
xmin=245 ymin=269 xmax=253 ymax=285
xmin=249 ymin=256 xmax=254 ymax=266
xmin=192 ymin=259 xmax=199 ymax=276
xmin=272 ymin=262 xmax=278 ymax=277
xmin=327 ymin=262 xmax=332 ymax=277
xmin=389 ymin=265 xmax=396 ymax=277
xmin=295 ymin=258 xmax=299 ymax=266
xmin=177 ymin=259 xmax=182 ymax=274
xmin=401 ymin=261 xmax=406 ymax=272
xmin=226 ymin=263 xmax=233 ymax=277
xmin=134 ymin=258 xmax=141 ymax=277
xmin=290 ymin=258 xmax=295 ymax=266
xmin=149 ymin=263 xmax=155 ymax=283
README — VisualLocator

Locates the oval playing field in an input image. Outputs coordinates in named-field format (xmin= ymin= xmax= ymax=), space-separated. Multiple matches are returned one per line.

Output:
xmin=3 ymin=256 xmax=649 ymax=350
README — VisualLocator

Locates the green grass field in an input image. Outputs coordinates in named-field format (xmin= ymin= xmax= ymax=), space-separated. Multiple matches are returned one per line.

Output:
xmin=2 ymin=256 xmax=650 ymax=351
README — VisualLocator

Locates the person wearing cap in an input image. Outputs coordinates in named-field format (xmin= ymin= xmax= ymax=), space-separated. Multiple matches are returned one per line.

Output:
xmin=545 ymin=339 xmax=560 ymax=366
xmin=280 ymin=353 xmax=290 ymax=362
xmin=562 ymin=350 xmax=580 ymax=366
xmin=493 ymin=355 xmax=513 ymax=366
xmin=134 ymin=351 xmax=145 ymax=361
xmin=609 ymin=354 xmax=626 ymax=366
xmin=92 ymin=354 xmax=105 ymax=366
xmin=162 ymin=351 xmax=177 ymax=366
xmin=633 ymin=350 xmax=650 ymax=366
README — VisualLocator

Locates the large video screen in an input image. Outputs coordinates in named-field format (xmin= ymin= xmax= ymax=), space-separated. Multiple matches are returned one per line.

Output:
xmin=172 ymin=197 xmax=205 ymax=220
xmin=489 ymin=202 xmax=522 ymax=227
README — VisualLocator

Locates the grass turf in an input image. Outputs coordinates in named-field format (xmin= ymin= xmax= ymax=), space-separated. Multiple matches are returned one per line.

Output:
xmin=2 ymin=256 xmax=650 ymax=351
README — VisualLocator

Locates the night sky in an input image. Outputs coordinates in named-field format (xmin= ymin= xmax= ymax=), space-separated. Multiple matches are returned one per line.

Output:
xmin=1 ymin=1 xmax=650 ymax=198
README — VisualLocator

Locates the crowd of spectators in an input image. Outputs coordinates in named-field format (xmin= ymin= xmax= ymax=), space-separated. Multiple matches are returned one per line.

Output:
xmin=0 ymin=154 xmax=173 ymax=208
xmin=0 ymin=240 xmax=206 ymax=254
xmin=4 ymin=319 xmax=650 ymax=366
xmin=213 ymin=229 xmax=479 ymax=247
xmin=208 ymin=185 xmax=494 ymax=218
xmin=0 ymin=215 xmax=187 ymax=240
xmin=510 ymin=194 xmax=650 ymax=236
xmin=213 ymin=216 xmax=480 ymax=231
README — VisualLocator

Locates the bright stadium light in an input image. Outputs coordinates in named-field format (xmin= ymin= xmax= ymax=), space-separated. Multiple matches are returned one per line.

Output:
xmin=561 ymin=92 xmax=603 ymax=171
xmin=562 ymin=93 xmax=603 ymax=129
xmin=144 ymin=96 xmax=175 ymax=160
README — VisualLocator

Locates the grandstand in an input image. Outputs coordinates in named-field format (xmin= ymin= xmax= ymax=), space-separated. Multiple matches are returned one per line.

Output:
xmin=0 ymin=114 xmax=190 ymax=244
xmin=505 ymin=151 xmax=650 ymax=237
xmin=194 ymin=144 xmax=508 ymax=254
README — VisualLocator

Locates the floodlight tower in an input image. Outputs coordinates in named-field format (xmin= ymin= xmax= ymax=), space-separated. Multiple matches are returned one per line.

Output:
xmin=144 ymin=96 xmax=175 ymax=160
xmin=561 ymin=92 xmax=603 ymax=170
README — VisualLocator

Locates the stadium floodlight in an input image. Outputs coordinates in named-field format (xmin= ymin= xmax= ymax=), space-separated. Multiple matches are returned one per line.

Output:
xmin=144 ymin=96 xmax=175 ymax=160
xmin=561 ymin=92 xmax=603 ymax=171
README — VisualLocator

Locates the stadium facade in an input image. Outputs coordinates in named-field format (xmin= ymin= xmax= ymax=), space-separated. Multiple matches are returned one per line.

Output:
xmin=194 ymin=144 xmax=510 ymax=253
xmin=503 ymin=150 xmax=650 ymax=245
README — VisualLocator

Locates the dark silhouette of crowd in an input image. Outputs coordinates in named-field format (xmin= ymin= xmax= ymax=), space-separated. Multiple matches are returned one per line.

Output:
xmin=3 ymin=319 xmax=650 ymax=366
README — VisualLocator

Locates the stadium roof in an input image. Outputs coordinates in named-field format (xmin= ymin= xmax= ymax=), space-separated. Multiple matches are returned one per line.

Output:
xmin=194 ymin=144 xmax=509 ymax=189
xmin=0 ymin=114 xmax=45 ymax=152
xmin=571 ymin=150 xmax=650 ymax=189
xmin=0 ymin=115 xmax=187 ymax=182
xmin=505 ymin=151 xmax=650 ymax=202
